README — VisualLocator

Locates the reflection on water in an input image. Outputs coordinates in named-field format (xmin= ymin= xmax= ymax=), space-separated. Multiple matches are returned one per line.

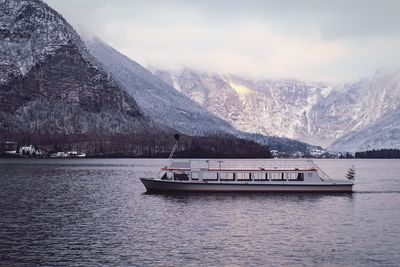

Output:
xmin=0 ymin=159 xmax=399 ymax=266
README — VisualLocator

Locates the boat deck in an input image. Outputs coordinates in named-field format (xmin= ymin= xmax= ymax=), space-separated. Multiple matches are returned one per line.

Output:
xmin=140 ymin=159 xmax=354 ymax=193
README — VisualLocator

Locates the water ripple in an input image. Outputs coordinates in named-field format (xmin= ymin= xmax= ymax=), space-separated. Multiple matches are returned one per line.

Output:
xmin=0 ymin=159 xmax=400 ymax=266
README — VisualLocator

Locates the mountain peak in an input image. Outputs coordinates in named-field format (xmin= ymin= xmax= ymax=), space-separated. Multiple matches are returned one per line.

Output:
xmin=0 ymin=0 xmax=153 ymax=138
xmin=152 ymin=67 xmax=400 ymax=150
xmin=0 ymin=0 xmax=87 ymax=84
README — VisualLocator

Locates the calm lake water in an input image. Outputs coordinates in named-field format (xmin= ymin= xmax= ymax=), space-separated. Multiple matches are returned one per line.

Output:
xmin=0 ymin=159 xmax=399 ymax=266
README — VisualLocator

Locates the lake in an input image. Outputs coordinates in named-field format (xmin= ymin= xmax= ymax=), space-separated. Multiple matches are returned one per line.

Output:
xmin=0 ymin=159 xmax=399 ymax=266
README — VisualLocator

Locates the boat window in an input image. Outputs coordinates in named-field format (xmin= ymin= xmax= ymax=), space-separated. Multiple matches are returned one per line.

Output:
xmin=161 ymin=172 xmax=168 ymax=180
xmin=174 ymin=172 xmax=189 ymax=180
xmin=237 ymin=172 xmax=251 ymax=181
xmin=166 ymin=172 xmax=173 ymax=180
xmin=203 ymin=172 xmax=218 ymax=181
xmin=297 ymin=173 xmax=304 ymax=181
xmin=218 ymin=172 xmax=226 ymax=180
xmin=271 ymin=172 xmax=282 ymax=181
xmin=308 ymin=173 xmax=312 ymax=177
xmin=253 ymin=172 xmax=266 ymax=180
xmin=191 ymin=172 xmax=199 ymax=180
xmin=286 ymin=173 xmax=298 ymax=180
xmin=220 ymin=172 xmax=235 ymax=181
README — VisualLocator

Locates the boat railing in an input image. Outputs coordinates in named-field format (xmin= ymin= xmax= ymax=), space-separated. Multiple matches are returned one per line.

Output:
xmin=311 ymin=162 xmax=333 ymax=181
xmin=188 ymin=159 xmax=318 ymax=171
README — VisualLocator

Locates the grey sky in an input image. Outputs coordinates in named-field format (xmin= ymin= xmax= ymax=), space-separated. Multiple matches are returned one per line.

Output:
xmin=44 ymin=0 xmax=400 ymax=82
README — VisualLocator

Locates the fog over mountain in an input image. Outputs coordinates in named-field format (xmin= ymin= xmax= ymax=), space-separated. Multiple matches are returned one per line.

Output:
xmin=0 ymin=0 xmax=316 ymax=156
xmin=83 ymin=36 xmax=234 ymax=137
xmin=84 ymin=36 xmax=316 ymax=154
xmin=2 ymin=0 xmax=399 ymax=155
xmin=43 ymin=0 xmax=400 ymax=83
xmin=0 ymin=0 xmax=152 ymax=137
xmin=152 ymin=68 xmax=400 ymax=152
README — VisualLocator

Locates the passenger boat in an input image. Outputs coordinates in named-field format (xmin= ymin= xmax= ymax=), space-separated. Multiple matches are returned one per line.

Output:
xmin=140 ymin=159 xmax=354 ymax=193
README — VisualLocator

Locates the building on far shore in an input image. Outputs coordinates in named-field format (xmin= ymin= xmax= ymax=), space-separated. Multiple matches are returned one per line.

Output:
xmin=20 ymin=145 xmax=36 ymax=155
xmin=2 ymin=141 xmax=18 ymax=154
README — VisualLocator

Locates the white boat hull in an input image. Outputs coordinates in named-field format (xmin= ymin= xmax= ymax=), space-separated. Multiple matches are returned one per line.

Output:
xmin=140 ymin=178 xmax=353 ymax=193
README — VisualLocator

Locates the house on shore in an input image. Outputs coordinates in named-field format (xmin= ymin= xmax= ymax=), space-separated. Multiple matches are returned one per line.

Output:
xmin=2 ymin=141 xmax=18 ymax=154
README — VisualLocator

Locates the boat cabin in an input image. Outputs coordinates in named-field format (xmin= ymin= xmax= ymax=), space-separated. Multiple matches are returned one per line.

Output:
xmin=159 ymin=160 xmax=328 ymax=183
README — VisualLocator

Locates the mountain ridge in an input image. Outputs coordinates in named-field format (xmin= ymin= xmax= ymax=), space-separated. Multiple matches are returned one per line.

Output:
xmin=84 ymin=36 xmax=234 ymax=136
xmin=0 ymin=0 xmax=311 ymax=157
xmin=152 ymin=68 xmax=400 ymax=151
xmin=84 ymin=36 xmax=318 ymax=154
xmin=0 ymin=0 xmax=153 ymax=138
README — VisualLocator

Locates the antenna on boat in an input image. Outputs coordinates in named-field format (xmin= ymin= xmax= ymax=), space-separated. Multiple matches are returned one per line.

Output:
xmin=168 ymin=134 xmax=180 ymax=160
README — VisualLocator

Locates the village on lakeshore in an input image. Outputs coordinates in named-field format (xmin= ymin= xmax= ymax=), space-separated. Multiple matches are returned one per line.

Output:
xmin=0 ymin=141 xmax=86 ymax=158
xmin=0 ymin=140 xmax=348 ymax=159
xmin=1 ymin=140 xmax=398 ymax=159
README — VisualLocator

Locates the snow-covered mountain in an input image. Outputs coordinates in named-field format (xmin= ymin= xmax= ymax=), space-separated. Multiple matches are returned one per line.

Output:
xmin=152 ymin=68 xmax=400 ymax=151
xmin=313 ymin=70 xmax=400 ymax=150
xmin=0 ymin=0 xmax=315 ymax=155
xmin=153 ymin=68 xmax=334 ymax=146
xmin=84 ymin=37 xmax=234 ymax=136
xmin=0 ymin=0 xmax=155 ymax=136
xmin=84 ymin=38 xmax=316 ymax=153
xmin=0 ymin=0 xmax=84 ymax=85
xmin=329 ymin=108 xmax=400 ymax=152
xmin=9 ymin=0 xmax=397 ymax=154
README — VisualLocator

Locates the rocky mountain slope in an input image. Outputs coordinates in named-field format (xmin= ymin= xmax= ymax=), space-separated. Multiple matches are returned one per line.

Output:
xmin=84 ymin=37 xmax=234 ymax=136
xmin=0 ymin=0 xmax=314 ymax=156
xmin=84 ymin=37 xmax=316 ymax=153
xmin=329 ymin=108 xmax=400 ymax=152
xmin=153 ymin=68 xmax=335 ymax=146
xmin=0 ymin=0 xmax=155 ymax=138
xmin=319 ymin=71 xmax=400 ymax=151
xmin=153 ymin=68 xmax=400 ymax=151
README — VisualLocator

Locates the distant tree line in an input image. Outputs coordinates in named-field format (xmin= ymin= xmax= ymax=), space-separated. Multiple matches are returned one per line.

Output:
xmin=355 ymin=149 xmax=400 ymax=159
xmin=339 ymin=152 xmax=354 ymax=159
xmin=0 ymin=132 xmax=272 ymax=158
xmin=174 ymin=135 xmax=272 ymax=158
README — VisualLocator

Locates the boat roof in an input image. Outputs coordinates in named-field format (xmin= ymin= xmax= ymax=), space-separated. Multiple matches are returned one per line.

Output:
xmin=164 ymin=159 xmax=319 ymax=172
xmin=169 ymin=161 xmax=191 ymax=169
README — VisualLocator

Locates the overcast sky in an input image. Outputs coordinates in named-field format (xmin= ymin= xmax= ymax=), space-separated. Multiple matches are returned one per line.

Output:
xmin=44 ymin=0 xmax=400 ymax=83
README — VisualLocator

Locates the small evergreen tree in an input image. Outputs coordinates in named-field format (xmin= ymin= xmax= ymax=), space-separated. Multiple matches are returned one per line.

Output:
xmin=346 ymin=166 xmax=356 ymax=180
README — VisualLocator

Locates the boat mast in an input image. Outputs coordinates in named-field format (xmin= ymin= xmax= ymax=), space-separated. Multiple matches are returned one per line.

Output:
xmin=158 ymin=134 xmax=181 ymax=179
xmin=168 ymin=134 xmax=180 ymax=160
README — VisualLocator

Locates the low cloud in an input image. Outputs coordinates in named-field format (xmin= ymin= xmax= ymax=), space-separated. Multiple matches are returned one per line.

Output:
xmin=45 ymin=0 xmax=400 ymax=83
